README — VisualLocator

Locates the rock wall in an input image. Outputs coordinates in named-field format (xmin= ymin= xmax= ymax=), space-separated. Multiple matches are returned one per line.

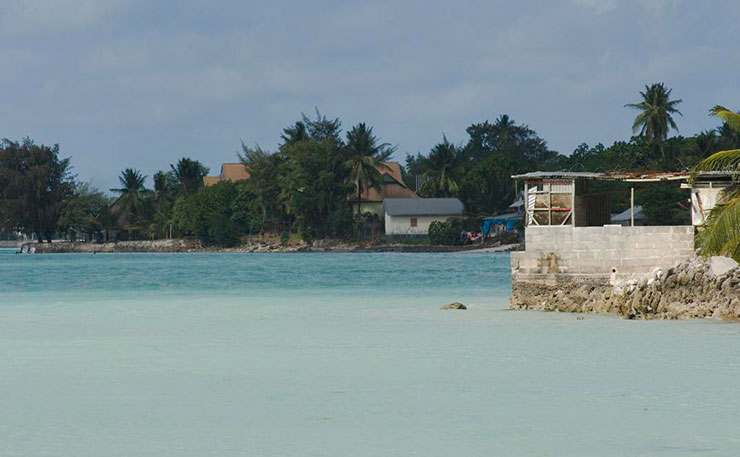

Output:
xmin=511 ymin=257 xmax=740 ymax=321
xmin=26 ymin=239 xmax=202 ymax=253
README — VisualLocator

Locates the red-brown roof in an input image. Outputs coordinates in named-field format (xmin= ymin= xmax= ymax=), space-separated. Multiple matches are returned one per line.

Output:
xmin=220 ymin=163 xmax=250 ymax=181
xmin=353 ymin=161 xmax=418 ymax=202
xmin=203 ymin=176 xmax=221 ymax=186
xmin=203 ymin=163 xmax=251 ymax=186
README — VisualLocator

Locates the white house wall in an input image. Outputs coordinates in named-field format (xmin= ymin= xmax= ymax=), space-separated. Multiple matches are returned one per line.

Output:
xmin=384 ymin=214 xmax=457 ymax=235
xmin=691 ymin=188 xmax=723 ymax=226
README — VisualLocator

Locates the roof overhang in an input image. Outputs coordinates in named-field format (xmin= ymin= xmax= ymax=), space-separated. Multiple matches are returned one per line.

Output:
xmin=511 ymin=171 xmax=689 ymax=183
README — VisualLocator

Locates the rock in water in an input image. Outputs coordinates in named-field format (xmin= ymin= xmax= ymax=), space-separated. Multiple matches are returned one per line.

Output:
xmin=709 ymin=256 xmax=739 ymax=277
xmin=441 ymin=302 xmax=467 ymax=310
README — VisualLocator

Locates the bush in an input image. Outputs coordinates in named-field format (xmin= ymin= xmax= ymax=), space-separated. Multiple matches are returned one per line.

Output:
xmin=280 ymin=230 xmax=290 ymax=246
xmin=428 ymin=218 xmax=466 ymax=245
xmin=173 ymin=180 xmax=258 ymax=247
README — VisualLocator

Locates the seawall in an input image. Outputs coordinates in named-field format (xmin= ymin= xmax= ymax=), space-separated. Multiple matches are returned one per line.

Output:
xmin=508 ymin=225 xmax=739 ymax=320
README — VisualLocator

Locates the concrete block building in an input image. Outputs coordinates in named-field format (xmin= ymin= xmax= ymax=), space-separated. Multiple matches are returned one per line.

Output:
xmin=383 ymin=198 xmax=463 ymax=236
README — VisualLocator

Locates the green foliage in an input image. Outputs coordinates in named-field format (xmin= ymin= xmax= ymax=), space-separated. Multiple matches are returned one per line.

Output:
xmin=691 ymin=106 xmax=740 ymax=261
xmin=280 ymin=230 xmax=290 ymax=246
xmin=695 ymin=188 xmax=740 ymax=261
xmin=57 ymin=183 xmax=111 ymax=240
xmin=0 ymin=138 xmax=74 ymax=241
xmin=419 ymin=136 xmax=465 ymax=197
xmin=239 ymin=144 xmax=285 ymax=233
xmin=173 ymin=180 xmax=257 ymax=246
xmin=639 ymin=183 xmax=690 ymax=226
xmin=170 ymin=158 xmax=209 ymax=195
xmin=428 ymin=219 xmax=465 ymax=246
xmin=454 ymin=115 xmax=562 ymax=215
xmin=278 ymin=112 xmax=353 ymax=240
xmin=625 ymin=83 xmax=683 ymax=143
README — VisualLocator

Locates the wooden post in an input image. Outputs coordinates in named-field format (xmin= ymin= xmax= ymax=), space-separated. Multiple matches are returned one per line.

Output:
xmin=630 ymin=187 xmax=635 ymax=227
xmin=571 ymin=179 xmax=576 ymax=227
xmin=523 ymin=182 xmax=529 ymax=227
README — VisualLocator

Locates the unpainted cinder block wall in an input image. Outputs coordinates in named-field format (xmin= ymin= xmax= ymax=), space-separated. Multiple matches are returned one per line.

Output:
xmin=511 ymin=225 xmax=694 ymax=277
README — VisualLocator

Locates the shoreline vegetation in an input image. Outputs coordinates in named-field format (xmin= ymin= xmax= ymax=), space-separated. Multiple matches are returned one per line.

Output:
xmin=2 ymin=86 xmax=738 ymax=257
xmin=19 ymin=238 xmax=522 ymax=254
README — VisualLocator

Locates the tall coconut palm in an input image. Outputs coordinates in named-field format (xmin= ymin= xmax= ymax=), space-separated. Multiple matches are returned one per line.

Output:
xmin=691 ymin=106 xmax=740 ymax=261
xmin=344 ymin=123 xmax=394 ymax=218
xmin=170 ymin=158 xmax=208 ymax=195
xmin=420 ymin=136 xmax=465 ymax=197
xmin=625 ymin=83 xmax=683 ymax=142
xmin=152 ymin=170 xmax=175 ymax=212
xmin=110 ymin=168 xmax=148 ymax=230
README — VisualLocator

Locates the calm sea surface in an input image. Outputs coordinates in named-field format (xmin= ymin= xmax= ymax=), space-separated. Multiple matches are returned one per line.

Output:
xmin=1 ymin=248 xmax=739 ymax=456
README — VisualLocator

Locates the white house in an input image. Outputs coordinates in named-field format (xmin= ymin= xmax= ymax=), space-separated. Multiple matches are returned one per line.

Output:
xmin=383 ymin=198 xmax=464 ymax=235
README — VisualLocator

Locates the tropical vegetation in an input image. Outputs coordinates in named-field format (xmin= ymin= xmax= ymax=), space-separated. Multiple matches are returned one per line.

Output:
xmin=691 ymin=106 xmax=740 ymax=261
xmin=1 ymin=83 xmax=739 ymax=251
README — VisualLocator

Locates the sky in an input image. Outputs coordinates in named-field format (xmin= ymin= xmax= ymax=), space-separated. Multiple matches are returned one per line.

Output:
xmin=2 ymin=0 xmax=739 ymax=191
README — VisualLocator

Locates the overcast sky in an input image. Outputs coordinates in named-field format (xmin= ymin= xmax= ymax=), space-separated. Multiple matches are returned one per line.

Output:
xmin=2 ymin=0 xmax=739 ymax=191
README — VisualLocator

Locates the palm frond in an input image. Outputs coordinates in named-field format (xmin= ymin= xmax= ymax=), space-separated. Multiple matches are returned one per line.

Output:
xmin=692 ymin=149 xmax=740 ymax=175
xmin=710 ymin=106 xmax=740 ymax=133
xmin=696 ymin=192 xmax=740 ymax=261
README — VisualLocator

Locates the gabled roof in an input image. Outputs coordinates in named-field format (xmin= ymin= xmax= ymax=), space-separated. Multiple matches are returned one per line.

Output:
xmin=384 ymin=198 xmax=463 ymax=216
xmin=220 ymin=163 xmax=250 ymax=181
xmin=203 ymin=162 xmax=251 ymax=186
xmin=355 ymin=161 xmax=418 ymax=202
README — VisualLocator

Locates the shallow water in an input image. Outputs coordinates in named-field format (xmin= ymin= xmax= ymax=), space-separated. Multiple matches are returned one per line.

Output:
xmin=1 ymin=249 xmax=739 ymax=456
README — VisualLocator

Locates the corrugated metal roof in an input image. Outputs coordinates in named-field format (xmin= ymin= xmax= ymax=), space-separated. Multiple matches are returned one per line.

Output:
xmin=383 ymin=198 xmax=463 ymax=216
xmin=512 ymin=171 xmax=689 ymax=182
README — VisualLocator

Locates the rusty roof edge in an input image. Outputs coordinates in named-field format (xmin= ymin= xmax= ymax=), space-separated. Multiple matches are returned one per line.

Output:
xmin=511 ymin=171 xmax=691 ymax=182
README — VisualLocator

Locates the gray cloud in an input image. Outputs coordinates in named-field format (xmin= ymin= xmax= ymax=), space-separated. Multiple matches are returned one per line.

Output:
xmin=1 ymin=0 xmax=739 ymax=190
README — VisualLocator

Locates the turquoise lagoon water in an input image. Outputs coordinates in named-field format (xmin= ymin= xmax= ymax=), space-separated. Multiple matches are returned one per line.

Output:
xmin=0 ymin=248 xmax=739 ymax=456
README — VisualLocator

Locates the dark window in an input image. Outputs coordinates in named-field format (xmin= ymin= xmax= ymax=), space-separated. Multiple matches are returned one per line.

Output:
xmin=410 ymin=218 xmax=418 ymax=227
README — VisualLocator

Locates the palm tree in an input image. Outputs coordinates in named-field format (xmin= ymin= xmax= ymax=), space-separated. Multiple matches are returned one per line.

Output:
xmin=420 ymin=136 xmax=465 ymax=197
xmin=344 ymin=123 xmax=394 ymax=218
xmin=110 ymin=168 xmax=148 ymax=233
xmin=691 ymin=106 xmax=740 ymax=261
xmin=170 ymin=158 xmax=208 ymax=195
xmin=625 ymin=83 xmax=683 ymax=142
xmin=152 ymin=170 xmax=175 ymax=211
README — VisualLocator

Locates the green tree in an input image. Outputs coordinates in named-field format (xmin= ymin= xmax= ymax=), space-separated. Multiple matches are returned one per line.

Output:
xmin=625 ymin=83 xmax=683 ymax=143
xmin=110 ymin=168 xmax=150 ymax=236
xmin=239 ymin=143 xmax=285 ymax=234
xmin=419 ymin=136 xmax=464 ymax=197
xmin=0 ymin=138 xmax=74 ymax=241
xmin=57 ymin=183 xmax=111 ymax=241
xmin=276 ymin=111 xmax=352 ymax=240
xmin=691 ymin=106 xmax=740 ymax=260
xmin=458 ymin=115 xmax=561 ymax=214
xmin=344 ymin=123 xmax=394 ymax=219
xmin=173 ymin=180 xmax=256 ymax=246
xmin=170 ymin=158 xmax=209 ymax=195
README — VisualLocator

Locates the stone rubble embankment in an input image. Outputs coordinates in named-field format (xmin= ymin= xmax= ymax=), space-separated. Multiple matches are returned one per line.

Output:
xmin=511 ymin=256 xmax=740 ymax=321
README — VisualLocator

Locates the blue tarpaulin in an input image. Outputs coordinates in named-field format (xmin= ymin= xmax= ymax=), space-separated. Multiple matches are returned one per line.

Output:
xmin=482 ymin=215 xmax=521 ymax=236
